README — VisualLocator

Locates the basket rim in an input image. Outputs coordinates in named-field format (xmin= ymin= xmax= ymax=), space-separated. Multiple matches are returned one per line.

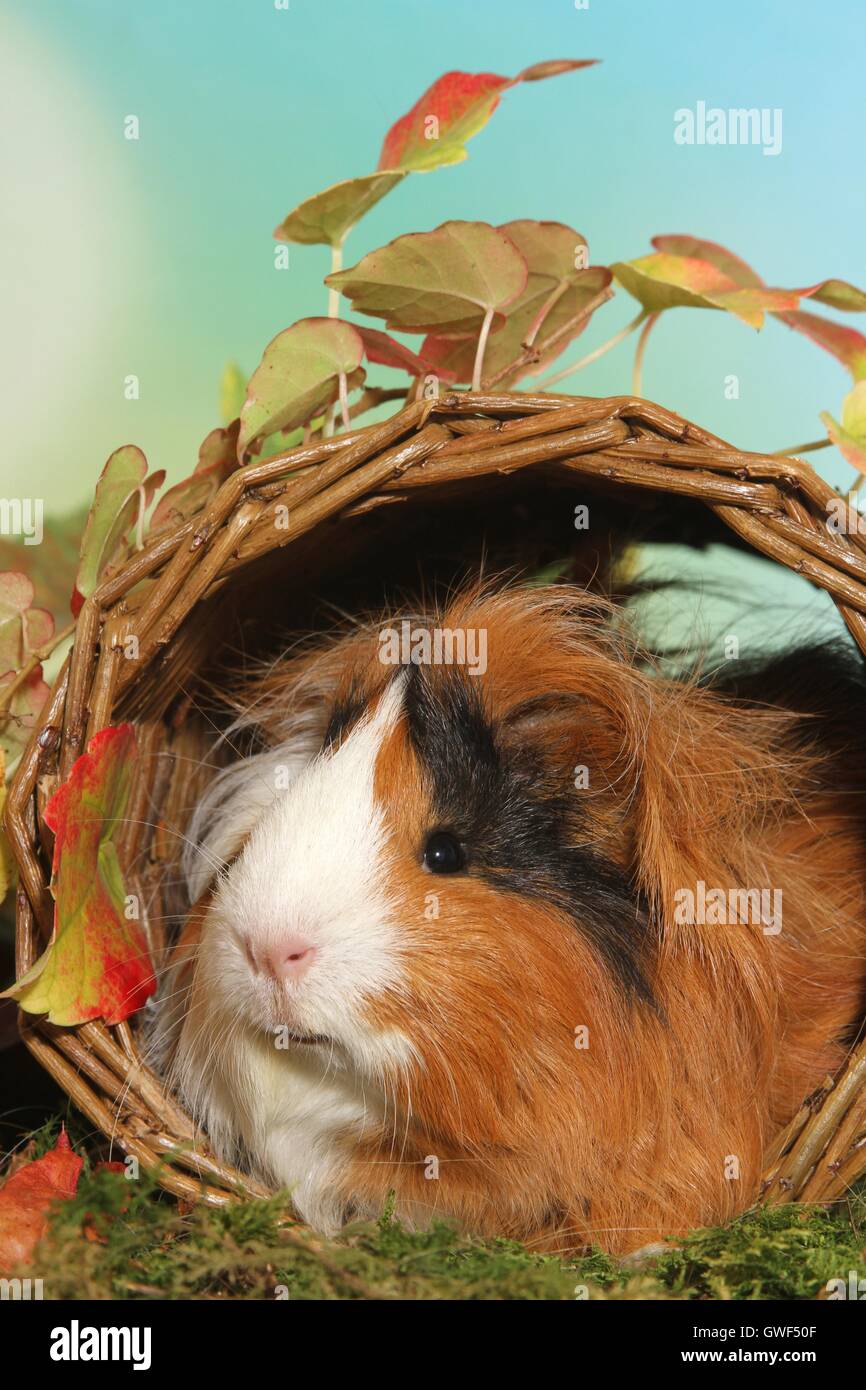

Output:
xmin=7 ymin=387 xmax=866 ymax=1213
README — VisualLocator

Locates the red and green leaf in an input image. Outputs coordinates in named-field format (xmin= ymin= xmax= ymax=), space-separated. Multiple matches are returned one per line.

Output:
xmin=0 ymin=1130 xmax=83 ymax=1271
xmin=0 ymin=665 xmax=51 ymax=764
xmin=821 ymin=381 xmax=866 ymax=477
xmin=274 ymin=171 xmax=407 ymax=249
xmin=614 ymin=235 xmax=866 ymax=368
xmin=421 ymin=221 xmax=611 ymax=385
xmin=326 ymin=220 xmax=528 ymax=335
xmin=3 ymin=723 xmax=155 ymax=1026
xmin=355 ymin=325 xmax=455 ymax=379
xmin=0 ymin=573 xmax=54 ymax=677
xmin=377 ymin=60 xmax=597 ymax=173
xmin=150 ymin=421 xmax=240 ymax=536
xmin=72 ymin=447 xmax=165 ymax=616
xmin=777 ymin=309 xmax=866 ymax=381
xmin=237 ymin=318 xmax=366 ymax=460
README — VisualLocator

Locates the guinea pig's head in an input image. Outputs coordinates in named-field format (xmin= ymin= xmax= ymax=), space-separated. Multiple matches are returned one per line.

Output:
xmin=180 ymin=583 xmax=796 ymax=1245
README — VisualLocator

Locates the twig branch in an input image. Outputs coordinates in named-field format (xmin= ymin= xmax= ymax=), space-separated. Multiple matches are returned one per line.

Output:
xmin=533 ymin=305 xmax=644 ymax=391
xmin=327 ymin=239 xmax=344 ymax=319
xmin=771 ymin=439 xmax=832 ymax=457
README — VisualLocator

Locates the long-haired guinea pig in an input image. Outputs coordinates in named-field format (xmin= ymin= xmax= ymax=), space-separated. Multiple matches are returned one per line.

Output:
xmin=148 ymin=582 xmax=866 ymax=1255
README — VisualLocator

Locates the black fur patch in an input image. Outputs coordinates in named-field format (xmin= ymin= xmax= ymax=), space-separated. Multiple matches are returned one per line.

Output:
xmin=403 ymin=664 xmax=655 ymax=1005
xmin=322 ymin=681 xmax=368 ymax=752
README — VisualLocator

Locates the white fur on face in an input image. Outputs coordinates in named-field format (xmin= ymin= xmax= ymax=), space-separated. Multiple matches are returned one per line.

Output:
xmin=159 ymin=677 xmax=417 ymax=1226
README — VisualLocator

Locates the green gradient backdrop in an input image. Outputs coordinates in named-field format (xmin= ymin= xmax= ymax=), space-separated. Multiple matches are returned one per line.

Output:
xmin=1 ymin=0 xmax=864 ymax=647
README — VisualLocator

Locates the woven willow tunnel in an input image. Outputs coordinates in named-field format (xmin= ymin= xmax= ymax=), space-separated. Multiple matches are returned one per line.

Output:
xmin=7 ymin=390 xmax=866 ymax=1210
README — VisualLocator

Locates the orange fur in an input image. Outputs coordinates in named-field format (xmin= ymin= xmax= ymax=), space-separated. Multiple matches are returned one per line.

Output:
xmin=185 ymin=584 xmax=866 ymax=1254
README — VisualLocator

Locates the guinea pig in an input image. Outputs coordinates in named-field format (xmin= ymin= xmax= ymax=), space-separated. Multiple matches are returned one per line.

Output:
xmin=148 ymin=581 xmax=866 ymax=1255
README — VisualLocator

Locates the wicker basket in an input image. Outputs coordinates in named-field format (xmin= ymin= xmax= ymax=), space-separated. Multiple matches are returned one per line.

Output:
xmin=7 ymin=389 xmax=866 ymax=1212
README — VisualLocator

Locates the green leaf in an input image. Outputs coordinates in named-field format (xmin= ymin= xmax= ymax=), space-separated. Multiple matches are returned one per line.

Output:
xmin=3 ymin=723 xmax=155 ymax=1026
xmin=274 ymin=172 xmax=407 ymax=249
xmin=0 ymin=573 xmax=54 ymax=676
xmin=73 ymin=448 xmax=165 ymax=614
xmin=219 ymin=362 xmax=247 ymax=426
xmin=377 ymin=61 xmax=597 ymax=173
xmin=237 ymin=318 xmax=366 ymax=460
xmin=821 ymin=381 xmax=866 ymax=477
xmin=326 ymin=220 xmax=528 ymax=335
xmin=421 ymin=221 xmax=611 ymax=384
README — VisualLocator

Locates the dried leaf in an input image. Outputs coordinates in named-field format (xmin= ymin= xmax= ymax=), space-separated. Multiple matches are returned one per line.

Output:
xmin=238 ymin=318 xmax=366 ymax=460
xmin=274 ymin=171 xmax=407 ymax=249
xmin=0 ymin=572 xmax=54 ymax=676
xmin=3 ymin=723 xmax=155 ymax=1026
xmin=326 ymin=220 xmax=528 ymax=335
xmin=378 ymin=61 xmax=597 ymax=173
xmin=0 ymin=1130 xmax=83 ymax=1271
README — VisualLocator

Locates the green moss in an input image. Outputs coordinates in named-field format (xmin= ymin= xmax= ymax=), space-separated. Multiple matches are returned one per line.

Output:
xmin=13 ymin=1123 xmax=866 ymax=1300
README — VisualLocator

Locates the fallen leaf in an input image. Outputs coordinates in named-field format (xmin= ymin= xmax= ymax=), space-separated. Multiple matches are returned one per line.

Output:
xmin=237 ymin=318 xmax=366 ymax=460
xmin=3 ymin=723 xmax=155 ymax=1026
xmin=326 ymin=220 xmax=528 ymax=335
xmin=274 ymin=171 xmax=407 ymax=249
xmin=0 ymin=1129 xmax=83 ymax=1271
xmin=378 ymin=61 xmax=597 ymax=172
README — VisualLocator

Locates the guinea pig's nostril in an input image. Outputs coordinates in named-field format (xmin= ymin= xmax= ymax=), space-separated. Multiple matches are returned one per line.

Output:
xmin=261 ymin=938 xmax=318 ymax=982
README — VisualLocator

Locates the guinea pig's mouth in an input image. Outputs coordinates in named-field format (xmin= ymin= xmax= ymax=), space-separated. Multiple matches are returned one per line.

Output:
xmin=281 ymin=1028 xmax=334 ymax=1047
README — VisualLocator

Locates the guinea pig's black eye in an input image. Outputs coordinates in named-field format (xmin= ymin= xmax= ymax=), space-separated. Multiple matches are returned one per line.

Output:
xmin=422 ymin=830 xmax=466 ymax=875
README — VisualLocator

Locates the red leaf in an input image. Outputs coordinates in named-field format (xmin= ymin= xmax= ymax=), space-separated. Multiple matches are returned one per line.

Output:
xmin=355 ymin=326 xmax=456 ymax=380
xmin=378 ymin=61 xmax=597 ymax=173
xmin=0 ymin=1129 xmax=83 ymax=1271
xmin=3 ymin=724 xmax=155 ymax=1025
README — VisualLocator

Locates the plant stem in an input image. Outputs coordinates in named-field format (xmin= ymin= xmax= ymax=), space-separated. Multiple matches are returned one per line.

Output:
xmin=631 ymin=312 xmax=659 ymax=397
xmin=771 ymin=439 xmax=832 ymax=457
xmin=0 ymin=622 xmax=75 ymax=719
xmin=472 ymin=307 xmax=495 ymax=392
xmin=337 ymin=372 xmax=351 ymax=430
xmin=523 ymin=280 xmax=569 ymax=349
xmin=537 ymin=309 xmax=647 ymax=389
xmin=327 ymin=239 xmax=344 ymax=319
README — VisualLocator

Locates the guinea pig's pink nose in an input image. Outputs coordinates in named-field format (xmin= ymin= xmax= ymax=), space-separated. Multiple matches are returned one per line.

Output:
xmin=261 ymin=937 xmax=318 ymax=982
